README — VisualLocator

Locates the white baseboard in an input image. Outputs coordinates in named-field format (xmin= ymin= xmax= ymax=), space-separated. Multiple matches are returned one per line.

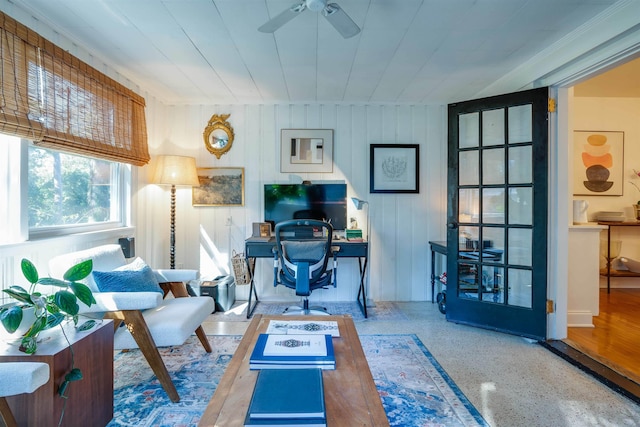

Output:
xmin=567 ymin=310 xmax=595 ymax=328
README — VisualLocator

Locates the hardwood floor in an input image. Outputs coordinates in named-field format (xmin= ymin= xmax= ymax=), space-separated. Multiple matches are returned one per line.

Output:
xmin=567 ymin=288 xmax=640 ymax=385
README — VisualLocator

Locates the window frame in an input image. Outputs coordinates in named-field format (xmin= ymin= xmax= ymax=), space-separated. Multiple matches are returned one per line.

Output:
xmin=27 ymin=142 xmax=131 ymax=239
xmin=0 ymin=136 xmax=131 ymax=244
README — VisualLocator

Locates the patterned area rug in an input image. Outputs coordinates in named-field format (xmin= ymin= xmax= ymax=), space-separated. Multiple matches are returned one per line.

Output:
xmin=108 ymin=334 xmax=487 ymax=427
xmin=211 ymin=300 xmax=409 ymax=322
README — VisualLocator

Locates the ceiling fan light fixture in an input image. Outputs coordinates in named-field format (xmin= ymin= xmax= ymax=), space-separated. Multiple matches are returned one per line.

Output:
xmin=322 ymin=3 xmax=338 ymax=16
xmin=306 ymin=0 xmax=327 ymax=12
xmin=259 ymin=0 xmax=359 ymax=38
xmin=292 ymin=3 xmax=306 ymax=13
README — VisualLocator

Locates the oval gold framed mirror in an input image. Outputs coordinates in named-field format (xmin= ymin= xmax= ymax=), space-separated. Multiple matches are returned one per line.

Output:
xmin=203 ymin=114 xmax=234 ymax=159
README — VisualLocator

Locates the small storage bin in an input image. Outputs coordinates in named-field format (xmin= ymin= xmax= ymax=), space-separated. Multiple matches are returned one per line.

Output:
xmin=200 ymin=275 xmax=236 ymax=312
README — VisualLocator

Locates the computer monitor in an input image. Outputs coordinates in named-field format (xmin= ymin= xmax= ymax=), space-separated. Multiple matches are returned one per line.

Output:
xmin=264 ymin=183 xmax=347 ymax=230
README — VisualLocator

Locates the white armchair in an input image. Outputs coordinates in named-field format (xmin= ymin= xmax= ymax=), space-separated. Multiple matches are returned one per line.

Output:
xmin=48 ymin=244 xmax=214 ymax=403
xmin=0 ymin=362 xmax=49 ymax=427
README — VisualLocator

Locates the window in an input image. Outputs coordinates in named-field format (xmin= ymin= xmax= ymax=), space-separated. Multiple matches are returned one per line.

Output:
xmin=0 ymin=136 xmax=130 ymax=243
xmin=28 ymin=145 xmax=125 ymax=232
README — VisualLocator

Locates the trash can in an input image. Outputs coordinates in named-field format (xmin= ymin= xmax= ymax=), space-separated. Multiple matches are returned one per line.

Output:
xmin=200 ymin=275 xmax=236 ymax=312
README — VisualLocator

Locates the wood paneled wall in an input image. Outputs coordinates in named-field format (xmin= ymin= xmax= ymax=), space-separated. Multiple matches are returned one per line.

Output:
xmin=136 ymin=103 xmax=448 ymax=303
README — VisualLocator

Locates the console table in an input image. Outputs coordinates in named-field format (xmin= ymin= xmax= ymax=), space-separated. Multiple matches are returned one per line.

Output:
xmin=598 ymin=221 xmax=640 ymax=293
xmin=0 ymin=320 xmax=113 ymax=427
xmin=198 ymin=314 xmax=388 ymax=426
xmin=244 ymin=238 xmax=369 ymax=318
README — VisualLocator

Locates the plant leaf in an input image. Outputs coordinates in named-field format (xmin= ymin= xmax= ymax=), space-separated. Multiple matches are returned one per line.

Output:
xmin=0 ymin=305 xmax=23 ymax=333
xmin=44 ymin=312 xmax=65 ymax=329
xmin=3 ymin=286 xmax=31 ymax=304
xmin=58 ymin=368 xmax=84 ymax=398
xmin=20 ymin=336 xmax=38 ymax=354
xmin=58 ymin=380 xmax=69 ymax=398
xmin=54 ymin=291 xmax=79 ymax=316
xmin=24 ymin=315 xmax=47 ymax=337
xmin=65 ymin=368 xmax=83 ymax=382
xmin=37 ymin=277 xmax=68 ymax=288
xmin=77 ymin=319 xmax=96 ymax=331
xmin=63 ymin=259 xmax=93 ymax=282
xmin=21 ymin=258 xmax=39 ymax=284
xmin=68 ymin=282 xmax=96 ymax=306
xmin=46 ymin=299 xmax=60 ymax=314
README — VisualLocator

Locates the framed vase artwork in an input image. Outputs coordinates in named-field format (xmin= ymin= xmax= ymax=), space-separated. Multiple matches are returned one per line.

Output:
xmin=370 ymin=144 xmax=419 ymax=193
xmin=280 ymin=129 xmax=333 ymax=173
xmin=192 ymin=167 xmax=244 ymax=206
xmin=573 ymin=131 xmax=624 ymax=196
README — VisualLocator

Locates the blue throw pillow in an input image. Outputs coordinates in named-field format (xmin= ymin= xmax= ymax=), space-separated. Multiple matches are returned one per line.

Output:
xmin=92 ymin=263 xmax=163 ymax=294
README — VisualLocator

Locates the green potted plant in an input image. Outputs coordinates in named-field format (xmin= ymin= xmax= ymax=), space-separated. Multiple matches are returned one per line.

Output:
xmin=0 ymin=258 xmax=97 ymax=398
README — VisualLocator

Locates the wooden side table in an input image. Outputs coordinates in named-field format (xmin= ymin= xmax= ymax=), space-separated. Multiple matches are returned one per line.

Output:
xmin=0 ymin=320 xmax=114 ymax=427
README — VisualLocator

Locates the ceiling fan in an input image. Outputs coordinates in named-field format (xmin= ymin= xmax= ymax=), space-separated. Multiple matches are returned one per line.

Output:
xmin=258 ymin=0 xmax=361 ymax=39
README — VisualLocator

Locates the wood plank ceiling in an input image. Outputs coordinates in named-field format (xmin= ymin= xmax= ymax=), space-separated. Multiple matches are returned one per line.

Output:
xmin=8 ymin=0 xmax=624 ymax=105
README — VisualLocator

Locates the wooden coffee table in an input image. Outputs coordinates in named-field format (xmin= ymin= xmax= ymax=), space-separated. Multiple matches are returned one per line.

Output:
xmin=198 ymin=314 xmax=389 ymax=426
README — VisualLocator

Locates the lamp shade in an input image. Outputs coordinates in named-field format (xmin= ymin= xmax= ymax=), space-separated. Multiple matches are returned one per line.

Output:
xmin=152 ymin=155 xmax=200 ymax=186
xmin=351 ymin=197 xmax=368 ymax=210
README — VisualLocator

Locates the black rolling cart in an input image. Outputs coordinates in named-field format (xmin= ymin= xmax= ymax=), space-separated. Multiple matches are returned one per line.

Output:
xmin=429 ymin=241 xmax=447 ymax=314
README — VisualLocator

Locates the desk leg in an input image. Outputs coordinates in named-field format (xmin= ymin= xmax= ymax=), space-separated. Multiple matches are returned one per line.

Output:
xmin=607 ymin=226 xmax=611 ymax=294
xmin=430 ymin=248 xmax=435 ymax=303
xmin=246 ymin=256 xmax=259 ymax=318
xmin=356 ymin=257 xmax=368 ymax=318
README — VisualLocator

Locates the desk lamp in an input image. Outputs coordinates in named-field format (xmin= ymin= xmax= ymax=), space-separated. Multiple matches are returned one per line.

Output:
xmin=153 ymin=155 xmax=200 ymax=269
xmin=351 ymin=197 xmax=369 ymax=239
xmin=351 ymin=197 xmax=374 ymax=307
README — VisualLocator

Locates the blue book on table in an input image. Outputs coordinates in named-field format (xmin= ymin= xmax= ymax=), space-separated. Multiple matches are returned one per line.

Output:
xmin=247 ymin=368 xmax=326 ymax=420
xmin=249 ymin=334 xmax=335 ymax=369
xmin=244 ymin=412 xmax=326 ymax=427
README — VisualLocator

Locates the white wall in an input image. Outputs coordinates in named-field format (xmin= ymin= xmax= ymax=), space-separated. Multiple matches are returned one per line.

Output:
xmin=135 ymin=103 xmax=448 ymax=303
xmin=573 ymin=97 xmax=640 ymax=220
xmin=572 ymin=96 xmax=640 ymax=287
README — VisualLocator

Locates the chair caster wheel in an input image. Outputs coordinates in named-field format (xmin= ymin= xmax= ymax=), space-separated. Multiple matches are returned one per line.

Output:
xmin=438 ymin=298 xmax=446 ymax=314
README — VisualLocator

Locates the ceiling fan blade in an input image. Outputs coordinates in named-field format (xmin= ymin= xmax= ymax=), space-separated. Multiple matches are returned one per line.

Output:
xmin=322 ymin=3 xmax=360 ymax=38
xmin=258 ymin=1 xmax=307 ymax=33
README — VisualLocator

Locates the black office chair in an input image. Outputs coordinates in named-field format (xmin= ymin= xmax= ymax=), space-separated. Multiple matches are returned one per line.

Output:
xmin=273 ymin=219 xmax=337 ymax=315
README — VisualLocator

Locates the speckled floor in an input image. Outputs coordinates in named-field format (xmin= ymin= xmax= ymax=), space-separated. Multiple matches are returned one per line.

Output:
xmin=201 ymin=301 xmax=640 ymax=427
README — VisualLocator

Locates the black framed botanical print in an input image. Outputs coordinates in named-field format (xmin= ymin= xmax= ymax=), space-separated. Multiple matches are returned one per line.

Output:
xmin=370 ymin=144 xmax=419 ymax=193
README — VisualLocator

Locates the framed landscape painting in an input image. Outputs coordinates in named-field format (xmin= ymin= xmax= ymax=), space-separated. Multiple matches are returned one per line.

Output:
xmin=193 ymin=167 xmax=244 ymax=206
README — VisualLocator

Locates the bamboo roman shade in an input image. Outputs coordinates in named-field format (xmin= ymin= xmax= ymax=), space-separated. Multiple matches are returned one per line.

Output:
xmin=0 ymin=12 xmax=149 ymax=166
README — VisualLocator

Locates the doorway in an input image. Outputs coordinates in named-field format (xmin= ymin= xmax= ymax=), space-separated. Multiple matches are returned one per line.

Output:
xmin=563 ymin=57 xmax=640 ymax=395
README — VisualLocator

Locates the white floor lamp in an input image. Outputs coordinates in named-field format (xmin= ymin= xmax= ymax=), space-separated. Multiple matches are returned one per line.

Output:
xmin=351 ymin=197 xmax=374 ymax=307
xmin=153 ymin=155 xmax=200 ymax=269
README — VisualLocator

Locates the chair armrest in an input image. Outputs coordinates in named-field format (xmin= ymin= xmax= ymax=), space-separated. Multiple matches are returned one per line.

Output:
xmin=154 ymin=269 xmax=198 ymax=283
xmin=0 ymin=362 xmax=50 ymax=396
xmin=159 ymin=282 xmax=191 ymax=299
xmin=78 ymin=292 xmax=162 ymax=313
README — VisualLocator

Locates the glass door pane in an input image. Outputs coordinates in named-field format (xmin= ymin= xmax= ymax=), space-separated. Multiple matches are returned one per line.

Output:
xmin=483 ymin=148 xmax=505 ymax=185
xmin=459 ymin=113 xmax=480 ymax=148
